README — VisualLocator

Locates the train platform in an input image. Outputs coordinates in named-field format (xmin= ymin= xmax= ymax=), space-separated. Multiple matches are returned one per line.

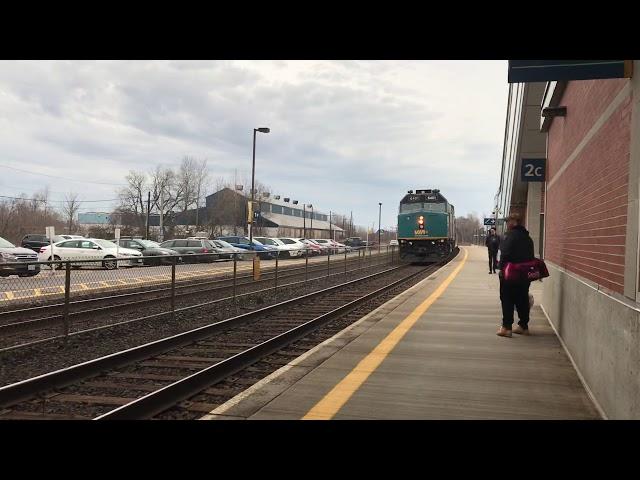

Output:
xmin=201 ymin=245 xmax=602 ymax=420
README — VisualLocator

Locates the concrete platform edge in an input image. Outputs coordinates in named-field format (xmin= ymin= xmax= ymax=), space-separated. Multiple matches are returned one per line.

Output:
xmin=199 ymin=254 xmax=459 ymax=420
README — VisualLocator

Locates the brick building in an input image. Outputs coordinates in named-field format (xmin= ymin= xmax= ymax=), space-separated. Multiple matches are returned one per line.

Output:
xmin=496 ymin=61 xmax=639 ymax=418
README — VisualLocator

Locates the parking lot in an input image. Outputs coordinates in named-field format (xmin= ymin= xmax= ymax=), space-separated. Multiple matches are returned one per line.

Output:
xmin=0 ymin=249 xmax=389 ymax=304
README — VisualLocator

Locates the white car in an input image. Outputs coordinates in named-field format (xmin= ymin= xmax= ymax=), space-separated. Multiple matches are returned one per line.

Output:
xmin=311 ymin=238 xmax=338 ymax=254
xmin=38 ymin=238 xmax=143 ymax=270
xmin=255 ymin=237 xmax=304 ymax=258
xmin=276 ymin=238 xmax=307 ymax=257
xmin=389 ymin=240 xmax=399 ymax=246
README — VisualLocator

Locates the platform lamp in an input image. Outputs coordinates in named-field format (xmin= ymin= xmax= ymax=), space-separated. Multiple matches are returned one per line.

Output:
xmin=378 ymin=202 xmax=382 ymax=253
xmin=249 ymin=127 xmax=270 ymax=246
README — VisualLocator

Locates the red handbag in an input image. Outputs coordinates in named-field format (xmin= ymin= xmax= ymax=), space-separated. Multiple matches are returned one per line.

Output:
xmin=503 ymin=258 xmax=549 ymax=282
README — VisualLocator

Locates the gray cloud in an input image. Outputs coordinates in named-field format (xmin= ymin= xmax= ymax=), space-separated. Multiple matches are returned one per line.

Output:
xmin=0 ymin=60 xmax=508 ymax=228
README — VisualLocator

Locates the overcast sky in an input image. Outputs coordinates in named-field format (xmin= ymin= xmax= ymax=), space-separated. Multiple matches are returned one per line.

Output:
xmin=0 ymin=60 xmax=508 ymax=230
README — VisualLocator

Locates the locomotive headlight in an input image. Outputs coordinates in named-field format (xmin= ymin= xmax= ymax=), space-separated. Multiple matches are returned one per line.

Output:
xmin=417 ymin=216 xmax=425 ymax=229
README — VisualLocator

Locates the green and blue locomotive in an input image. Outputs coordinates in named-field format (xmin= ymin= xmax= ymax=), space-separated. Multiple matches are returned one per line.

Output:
xmin=397 ymin=189 xmax=456 ymax=262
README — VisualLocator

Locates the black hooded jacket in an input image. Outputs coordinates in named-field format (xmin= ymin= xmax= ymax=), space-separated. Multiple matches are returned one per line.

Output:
xmin=485 ymin=233 xmax=500 ymax=253
xmin=498 ymin=225 xmax=534 ymax=270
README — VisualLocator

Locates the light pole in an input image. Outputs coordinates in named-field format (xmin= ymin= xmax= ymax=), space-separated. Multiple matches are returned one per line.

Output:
xmin=310 ymin=205 xmax=314 ymax=238
xmin=378 ymin=202 xmax=382 ymax=253
xmin=249 ymin=127 xmax=270 ymax=246
xmin=329 ymin=210 xmax=332 ymax=240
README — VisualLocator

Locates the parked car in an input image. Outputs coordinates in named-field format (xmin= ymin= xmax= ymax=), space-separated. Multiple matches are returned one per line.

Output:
xmin=21 ymin=234 xmax=72 ymax=252
xmin=210 ymin=239 xmax=251 ymax=261
xmin=344 ymin=237 xmax=369 ymax=249
xmin=158 ymin=239 xmax=220 ymax=262
xmin=307 ymin=239 xmax=332 ymax=254
xmin=296 ymin=238 xmax=322 ymax=255
xmin=216 ymin=236 xmax=277 ymax=260
xmin=0 ymin=236 xmax=40 ymax=277
xmin=38 ymin=238 xmax=143 ymax=270
xmin=111 ymin=238 xmax=180 ymax=265
xmin=255 ymin=237 xmax=303 ymax=258
xmin=277 ymin=238 xmax=308 ymax=257
xmin=389 ymin=239 xmax=399 ymax=246
xmin=312 ymin=238 xmax=341 ymax=254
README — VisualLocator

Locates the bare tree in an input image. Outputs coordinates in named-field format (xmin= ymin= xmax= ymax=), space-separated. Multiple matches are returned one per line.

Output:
xmin=455 ymin=213 xmax=482 ymax=244
xmin=117 ymin=170 xmax=148 ymax=231
xmin=151 ymin=166 xmax=184 ymax=239
xmin=177 ymin=156 xmax=198 ymax=213
xmin=194 ymin=158 xmax=209 ymax=228
xmin=61 ymin=192 xmax=81 ymax=234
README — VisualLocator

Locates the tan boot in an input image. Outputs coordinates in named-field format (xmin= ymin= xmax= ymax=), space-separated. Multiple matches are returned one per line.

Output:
xmin=513 ymin=325 xmax=530 ymax=335
xmin=496 ymin=326 xmax=512 ymax=337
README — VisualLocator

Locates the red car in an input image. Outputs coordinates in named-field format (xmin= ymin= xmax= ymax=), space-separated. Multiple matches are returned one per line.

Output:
xmin=297 ymin=238 xmax=323 ymax=256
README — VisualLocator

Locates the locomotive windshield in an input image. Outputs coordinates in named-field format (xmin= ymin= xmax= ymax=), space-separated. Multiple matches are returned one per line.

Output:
xmin=399 ymin=202 xmax=446 ymax=214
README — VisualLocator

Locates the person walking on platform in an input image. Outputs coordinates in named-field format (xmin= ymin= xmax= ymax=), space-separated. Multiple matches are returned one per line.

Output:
xmin=496 ymin=213 xmax=534 ymax=338
xmin=485 ymin=227 xmax=500 ymax=274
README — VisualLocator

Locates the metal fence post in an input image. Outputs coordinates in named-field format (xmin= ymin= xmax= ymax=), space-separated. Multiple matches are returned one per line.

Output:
xmin=171 ymin=256 xmax=176 ymax=318
xmin=63 ymin=261 xmax=71 ymax=341
xmin=233 ymin=253 xmax=237 ymax=303
xmin=274 ymin=250 xmax=279 ymax=299
xmin=344 ymin=249 xmax=348 ymax=275
xmin=386 ymin=245 xmax=389 ymax=265
xmin=305 ymin=248 xmax=309 ymax=284
xmin=327 ymin=249 xmax=331 ymax=281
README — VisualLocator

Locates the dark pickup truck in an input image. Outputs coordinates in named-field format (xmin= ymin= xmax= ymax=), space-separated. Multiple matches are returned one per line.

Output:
xmin=343 ymin=237 xmax=370 ymax=248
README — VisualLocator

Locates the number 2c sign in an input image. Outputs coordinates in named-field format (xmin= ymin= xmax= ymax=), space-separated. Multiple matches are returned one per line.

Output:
xmin=521 ymin=158 xmax=546 ymax=182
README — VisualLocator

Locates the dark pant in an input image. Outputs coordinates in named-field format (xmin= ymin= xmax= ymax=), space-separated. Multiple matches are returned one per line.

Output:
xmin=488 ymin=249 xmax=498 ymax=272
xmin=499 ymin=276 xmax=531 ymax=329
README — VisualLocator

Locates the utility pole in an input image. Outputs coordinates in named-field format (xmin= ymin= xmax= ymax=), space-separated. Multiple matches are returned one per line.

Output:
xmin=159 ymin=188 xmax=164 ymax=243
xmin=145 ymin=191 xmax=150 ymax=240
xmin=329 ymin=211 xmax=332 ymax=240
xmin=350 ymin=211 xmax=353 ymax=237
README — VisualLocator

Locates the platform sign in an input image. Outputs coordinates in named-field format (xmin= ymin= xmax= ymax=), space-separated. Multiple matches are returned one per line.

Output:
xmin=521 ymin=158 xmax=546 ymax=182
xmin=508 ymin=60 xmax=633 ymax=83
xmin=484 ymin=218 xmax=496 ymax=226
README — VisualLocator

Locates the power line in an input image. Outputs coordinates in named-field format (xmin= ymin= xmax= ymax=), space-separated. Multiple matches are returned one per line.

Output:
xmin=0 ymin=195 xmax=119 ymax=203
xmin=0 ymin=163 xmax=127 ymax=186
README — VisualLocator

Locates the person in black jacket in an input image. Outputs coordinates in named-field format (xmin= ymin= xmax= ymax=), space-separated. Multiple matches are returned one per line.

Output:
xmin=496 ymin=212 xmax=535 ymax=338
xmin=485 ymin=228 xmax=500 ymax=274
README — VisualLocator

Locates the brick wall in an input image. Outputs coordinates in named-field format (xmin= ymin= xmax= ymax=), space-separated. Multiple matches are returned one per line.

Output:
xmin=545 ymin=80 xmax=632 ymax=294
xmin=547 ymin=79 xmax=628 ymax=181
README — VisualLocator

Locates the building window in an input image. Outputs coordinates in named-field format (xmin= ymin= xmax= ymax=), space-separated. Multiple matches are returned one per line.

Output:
xmin=283 ymin=207 xmax=292 ymax=216
xmin=272 ymin=205 xmax=283 ymax=214
xmin=293 ymin=209 xmax=301 ymax=217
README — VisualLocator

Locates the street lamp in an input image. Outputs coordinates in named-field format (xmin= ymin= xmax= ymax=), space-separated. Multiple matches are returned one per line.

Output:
xmin=303 ymin=203 xmax=312 ymax=238
xmin=378 ymin=202 xmax=382 ymax=253
xmin=310 ymin=204 xmax=314 ymax=238
xmin=249 ymin=127 xmax=270 ymax=246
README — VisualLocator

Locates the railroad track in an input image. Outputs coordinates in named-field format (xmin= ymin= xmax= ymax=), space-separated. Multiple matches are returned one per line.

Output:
xmin=0 ymin=254 xmax=451 ymax=420
xmin=0 ymin=253 xmax=393 ymax=351
xmin=0 ymin=251 xmax=384 ymax=320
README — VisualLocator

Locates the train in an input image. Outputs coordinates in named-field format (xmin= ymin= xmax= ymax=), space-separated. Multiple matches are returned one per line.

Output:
xmin=397 ymin=189 xmax=457 ymax=262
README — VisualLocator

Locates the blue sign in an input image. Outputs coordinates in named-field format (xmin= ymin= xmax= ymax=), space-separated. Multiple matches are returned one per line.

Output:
xmin=521 ymin=158 xmax=546 ymax=182
xmin=508 ymin=60 xmax=632 ymax=83
xmin=484 ymin=218 xmax=496 ymax=226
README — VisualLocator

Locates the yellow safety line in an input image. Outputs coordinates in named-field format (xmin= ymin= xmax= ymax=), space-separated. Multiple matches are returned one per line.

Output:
xmin=302 ymin=247 xmax=469 ymax=420
xmin=5 ymin=291 xmax=15 ymax=301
